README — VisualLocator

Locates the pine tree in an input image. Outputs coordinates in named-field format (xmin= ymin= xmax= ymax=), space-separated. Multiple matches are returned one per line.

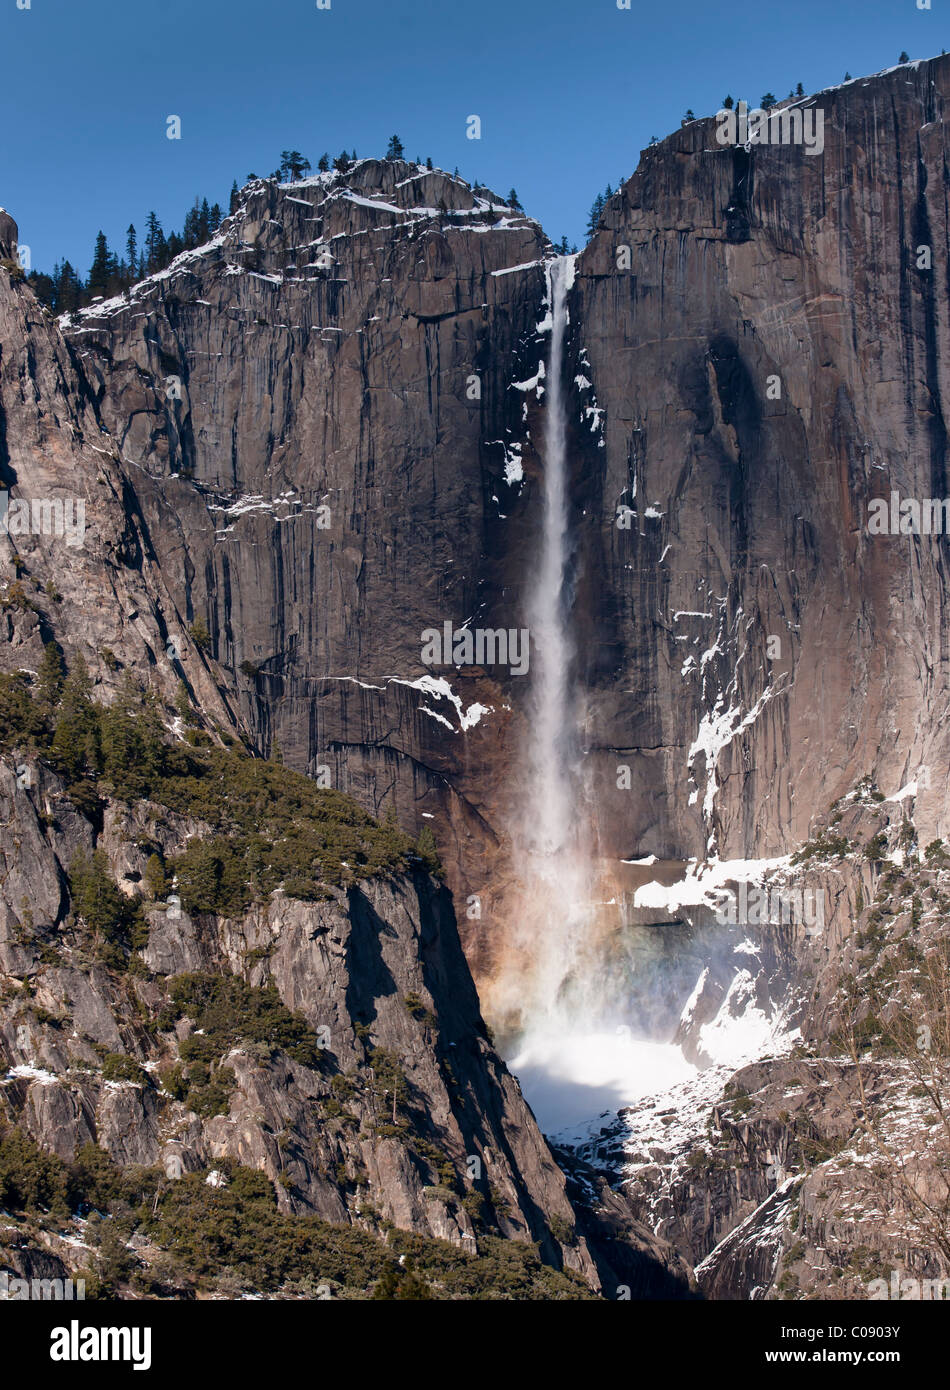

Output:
xmin=188 ymin=616 xmax=212 ymax=651
xmin=143 ymin=854 xmax=167 ymax=900
xmin=175 ymin=680 xmax=191 ymax=721
xmin=209 ymin=203 xmax=223 ymax=232
xmin=385 ymin=134 xmax=405 ymax=160
xmin=36 ymin=641 xmax=65 ymax=711
xmin=181 ymin=196 xmax=212 ymax=249
xmin=280 ymin=150 xmax=312 ymax=181
xmin=125 ymin=225 xmax=137 ymax=282
xmin=144 ymin=212 xmax=165 ymax=275
xmin=796 ymin=83 xmax=805 ymax=97
xmin=586 ymin=193 xmax=605 ymax=238
xmin=69 ymin=849 xmax=128 ymax=938
xmin=99 ymin=673 xmax=164 ymax=799
xmin=87 ymin=231 xmax=117 ymax=300
xmin=25 ymin=270 xmax=56 ymax=308
xmin=51 ymin=657 xmax=99 ymax=781
xmin=183 ymin=200 xmax=199 ymax=249
xmin=899 ymin=51 xmax=910 ymax=64
xmin=317 ymin=153 xmax=330 ymax=172
xmin=55 ymin=261 xmax=84 ymax=315
xmin=371 ymin=1263 xmax=431 ymax=1300
xmin=760 ymin=93 xmax=777 ymax=109
xmin=229 ymin=181 xmax=240 ymax=213
xmin=416 ymin=825 xmax=441 ymax=875
xmin=333 ymin=151 xmax=351 ymax=172
xmin=507 ymin=188 xmax=522 ymax=210
xmin=426 ymin=156 xmax=433 ymax=170
xmin=723 ymin=95 xmax=735 ymax=109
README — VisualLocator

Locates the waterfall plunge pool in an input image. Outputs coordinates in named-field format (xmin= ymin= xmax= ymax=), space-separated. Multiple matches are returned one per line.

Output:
xmin=508 ymin=1029 xmax=697 ymax=1135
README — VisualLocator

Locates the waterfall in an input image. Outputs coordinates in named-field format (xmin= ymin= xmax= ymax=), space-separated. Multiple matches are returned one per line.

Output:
xmin=492 ymin=255 xmax=596 ymax=1032
xmin=517 ymin=255 xmax=593 ymax=1015
xmin=496 ymin=256 xmax=697 ymax=1133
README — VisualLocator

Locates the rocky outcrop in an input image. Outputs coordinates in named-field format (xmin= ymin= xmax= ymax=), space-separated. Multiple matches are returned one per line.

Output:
xmin=59 ymin=164 xmax=553 ymax=959
xmin=571 ymin=57 xmax=950 ymax=868
xmin=563 ymin=787 xmax=950 ymax=1297
xmin=0 ymin=248 xmax=238 ymax=729
xmin=0 ymin=755 xmax=564 ymax=1247
xmin=0 ymin=743 xmax=691 ymax=1294
xmin=0 ymin=209 xmax=17 ymax=261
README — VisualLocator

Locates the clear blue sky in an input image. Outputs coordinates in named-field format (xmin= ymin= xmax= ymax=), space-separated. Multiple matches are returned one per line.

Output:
xmin=1 ymin=0 xmax=945 ymax=275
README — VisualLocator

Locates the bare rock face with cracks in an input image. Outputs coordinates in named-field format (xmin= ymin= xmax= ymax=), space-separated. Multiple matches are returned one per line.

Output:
xmin=2 ymin=53 xmax=950 ymax=1299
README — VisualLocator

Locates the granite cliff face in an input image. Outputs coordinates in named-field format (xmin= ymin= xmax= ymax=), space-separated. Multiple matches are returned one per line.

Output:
xmin=572 ymin=56 xmax=950 ymax=865
xmin=3 ymin=52 xmax=950 ymax=1299
xmin=0 ymin=194 xmax=695 ymax=1294
xmin=0 ymin=758 xmax=580 ymax=1267
xmin=63 ymin=162 xmax=553 ymax=971
xmin=57 ymin=61 xmax=950 ymax=969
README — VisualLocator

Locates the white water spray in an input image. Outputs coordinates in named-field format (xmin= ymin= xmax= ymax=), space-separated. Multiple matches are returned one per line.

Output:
xmin=521 ymin=257 xmax=593 ymax=1000
xmin=499 ymin=256 xmax=698 ymax=1132
xmin=495 ymin=256 xmax=598 ymax=1029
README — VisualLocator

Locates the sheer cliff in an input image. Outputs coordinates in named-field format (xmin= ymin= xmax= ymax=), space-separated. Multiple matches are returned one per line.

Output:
xmin=572 ymin=54 xmax=950 ymax=866
xmin=3 ymin=51 xmax=950 ymax=1301
xmin=0 ymin=212 xmax=691 ymax=1297
xmin=56 ymin=60 xmax=950 ymax=977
